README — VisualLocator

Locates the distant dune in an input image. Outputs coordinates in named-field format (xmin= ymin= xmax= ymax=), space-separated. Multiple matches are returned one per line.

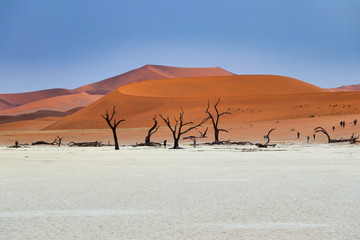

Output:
xmin=0 ymin=92 xmax=102 ymax=116
xmin=75 ymin=65 xmax=234 ymax=95
xmin=0 ymin=88 xmax=77 ymax=111
xmin=329 ymin=84 xmax=360 ymax=92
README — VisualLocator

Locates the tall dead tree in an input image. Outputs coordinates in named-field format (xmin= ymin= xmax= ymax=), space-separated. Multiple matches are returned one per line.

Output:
xmin=160 ymin=109 xmax=207 ymax=149
xmin=101 ymin=106 xmax=125 ymax=150
xmin=205 ymin=98 xmax=231 ymax=143
xmin=145 ymin=115 xmax=160 ymax=146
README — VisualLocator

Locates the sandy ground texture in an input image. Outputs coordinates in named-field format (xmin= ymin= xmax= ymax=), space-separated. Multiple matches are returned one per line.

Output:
xmin=1 ymin=144 xmax=360 ymax=239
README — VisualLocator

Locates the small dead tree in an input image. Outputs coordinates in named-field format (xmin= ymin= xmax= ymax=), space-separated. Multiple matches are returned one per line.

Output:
xmin=314 ymin=127 xmax=359 ymax=143
xmin=199 ymin=127 xmax=208 ymax=138
xmin=101 ymin=106 xmax=125 ymax=150
xmin=56 ymin=136 xmax=63 ymax=147
xmin=256 ymin=128 xmax=276 ymax=148
xmin=160 ymin=109 xmax=207 ymax=149
xmin=205 ymin=98 xmax=231 ymax=143
xmin=145 ymin=115 xmax=160 ymax=146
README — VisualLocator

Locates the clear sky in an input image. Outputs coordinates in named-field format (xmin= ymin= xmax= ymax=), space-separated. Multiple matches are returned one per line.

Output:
xmin=1 ymin=0 xmax=359 ymax=93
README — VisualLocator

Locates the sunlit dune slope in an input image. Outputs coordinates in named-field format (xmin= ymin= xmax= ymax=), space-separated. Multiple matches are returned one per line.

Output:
xmin=0 ymin=88 xmax=77 ymax=111
xmin=45 ymin=75 xmax=360 ymax=131
xmin=119 ymin=75 xmax=326 ymax=97
xmin=76 ymin=65 xmax=234 ymax=95
xmin=0 ymin=92 xmax=102 ymax=116
xmin=45 ymin=88 xmax=360 ymax=130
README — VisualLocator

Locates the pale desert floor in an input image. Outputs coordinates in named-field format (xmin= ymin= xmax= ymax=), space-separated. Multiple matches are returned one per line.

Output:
xmin=1 ymin=144 xmax=360 ymax=239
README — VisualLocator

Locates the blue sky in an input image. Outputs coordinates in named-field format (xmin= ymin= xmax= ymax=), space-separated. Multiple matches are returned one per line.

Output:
xmin=1 ymin=0 xmax=359 ymax=93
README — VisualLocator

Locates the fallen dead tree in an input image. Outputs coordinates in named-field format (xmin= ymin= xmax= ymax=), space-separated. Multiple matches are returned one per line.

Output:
xmin=204 ymin=140 xmax=254 ymax=146
xmin=255 ymin=128 xmax=276 ymax=148
xmin=133 ymin=142 xmax=162 ymax=147
xmin=8 ymin=141 xmax=29 ymax=148
xmin=68 ymin=141 xmax=102 ymax=147
xmin=314 ymin=127 xmax=359 ymax=143
xmin=32 ymin=136 xmax=63 ymax=146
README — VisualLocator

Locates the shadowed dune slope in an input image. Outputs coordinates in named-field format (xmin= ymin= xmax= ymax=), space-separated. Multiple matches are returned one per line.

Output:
xmin=75 ymin=65 xmax=234 ymax=95
xmin=0 ymin=92 xmax=102 ymax=116
xmin=46 ymin=75 xmax=357 ymax=131
xmin=0 ymin=88 xmax=77 ymax=111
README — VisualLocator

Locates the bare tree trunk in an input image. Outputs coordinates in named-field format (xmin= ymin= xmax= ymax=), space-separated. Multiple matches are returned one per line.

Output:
xmin=101 ymin=106 xmax=125 ymax=150
xmin=205 ymin=98 xmax=231 ymax=144
xmin=145 ymin=116 xmax=160 ymax=146
xmin=112 ymin=128 xmax=119 ymax=150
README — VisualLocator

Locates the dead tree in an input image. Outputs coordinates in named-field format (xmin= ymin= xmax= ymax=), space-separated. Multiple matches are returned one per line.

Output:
xmin=199 ymin=127 xmax=208 ymax=138
xmin=69 ymin=141 xmax=102 ymax=147
xmin=56 ymin=136 xmax=63 ymax=147
xmin=32 ymin=138 xmax=57 ymax=146
xmin=256 ymin=128 xmax=276 ymax=148
xmin=101 ymin=106 xmax=125 ymax=150
xmin=315 ymin=127 xmax=360 ymax=143
xmin=205 ymin=98 xmax=231 ymax=143
xmin=160 ymin=109 xmax=208 ymax=149
xmin=145 ymin=115 xmax=160 ymax=146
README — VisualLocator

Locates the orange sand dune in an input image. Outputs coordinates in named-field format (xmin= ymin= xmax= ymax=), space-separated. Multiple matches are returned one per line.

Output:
xmin=0 ymin=88 xmax=77 ymax=111
xmin=329 ymin=84 xmax=360 ymax=92
xmin=0 ymin=92 xmax=102 ymax=116
xmin=119 ymin=75 xmax=326 ymax=98
xmin=46 ymin=75 xmax=360 ymax=131
xmin=45 ymin=89 xmax=360 ymax=131
xmin=75 ymin=65 xmax=234 ymax=95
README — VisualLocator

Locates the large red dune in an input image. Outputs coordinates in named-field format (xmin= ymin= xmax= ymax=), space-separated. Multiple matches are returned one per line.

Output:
xmin=0 ymin=65 xmax=234 ymax=119
xmin=119 ymin=75 xmax=326 ymax=98
xmin=75 ymin=64 xmax=234 ymax=95
xmin=46 ymin=74 xmax=360 ymax=131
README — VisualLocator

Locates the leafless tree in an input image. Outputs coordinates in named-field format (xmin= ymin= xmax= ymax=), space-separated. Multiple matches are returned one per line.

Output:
xmin=145 ymin=115 xmax=160 ymax=146
xmin=314 ymin=127 xmax=359 ymax=143
xmin=256 ymin=128 xmax=276 ymax=148
xmin=56 ymin=136 xmax=63 ymax=147
xmin=205 ymin=98 xmax=231 ymax=143
xmin=101 ymin=106 xmax=125 ymax=150
xmin=160 ymin=109 xmax=208 ymax=149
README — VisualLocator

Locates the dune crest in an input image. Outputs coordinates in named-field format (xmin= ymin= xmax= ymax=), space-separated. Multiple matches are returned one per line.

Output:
xmin=118 ymin=75 xmax=326 ymax=98
xmin=75 ymin=65 xmax=234 ymax=95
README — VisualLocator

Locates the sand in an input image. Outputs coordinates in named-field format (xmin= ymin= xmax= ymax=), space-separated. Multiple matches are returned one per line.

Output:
xmin=1 ymin=113 xmax=360 ymax=147
xmin=1 ymin=144 xmax=360 ymax=239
